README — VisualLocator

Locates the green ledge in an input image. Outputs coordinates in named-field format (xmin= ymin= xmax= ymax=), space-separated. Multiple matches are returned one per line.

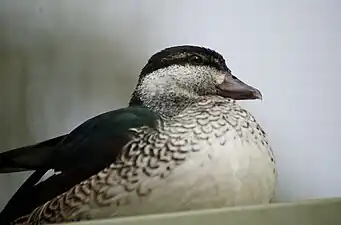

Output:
xmin=58 ymin=197 xmax=341 ymax=225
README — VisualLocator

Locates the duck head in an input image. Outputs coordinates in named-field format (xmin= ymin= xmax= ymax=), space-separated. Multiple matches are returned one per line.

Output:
xmin=130 ymin=45 xmax=262 ymax=116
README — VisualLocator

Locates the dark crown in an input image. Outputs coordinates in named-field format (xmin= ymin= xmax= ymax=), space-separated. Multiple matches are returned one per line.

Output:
xmin=139 ymin=45 xmax=230 ymax=78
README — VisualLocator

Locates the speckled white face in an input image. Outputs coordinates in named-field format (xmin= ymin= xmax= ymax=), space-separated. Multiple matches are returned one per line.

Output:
xmin=134 ymin=63 xmax=229 ymax=117
xmin=137 ymin=64 xmax=227 ymax=105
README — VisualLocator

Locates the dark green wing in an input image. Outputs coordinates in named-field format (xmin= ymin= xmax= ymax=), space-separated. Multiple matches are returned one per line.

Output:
xmin=0 ymin=106 xmax=159 ymax=225
xmin=0 ymin=135 xmax=67 ymax=173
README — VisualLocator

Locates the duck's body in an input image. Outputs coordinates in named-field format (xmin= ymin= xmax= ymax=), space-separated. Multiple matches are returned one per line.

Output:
xmin=19 ymin=96 xmax=275 ymax=223
xmin=0 ymin=45 xmax=276 ymax=224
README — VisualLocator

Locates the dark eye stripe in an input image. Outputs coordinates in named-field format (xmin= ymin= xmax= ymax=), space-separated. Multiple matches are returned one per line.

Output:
xmin=140 ymin=46 xmax=229 ymax=77
xmin=189 ymin=54 xmax=203 ymax=64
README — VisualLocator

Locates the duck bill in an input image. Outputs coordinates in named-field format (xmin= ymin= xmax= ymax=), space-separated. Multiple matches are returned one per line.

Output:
xmin=216 ymin=74 xmax=262 ymax=100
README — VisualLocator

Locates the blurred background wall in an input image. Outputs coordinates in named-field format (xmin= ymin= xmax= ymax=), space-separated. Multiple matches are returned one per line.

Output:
xmin=0 ymin=0 xmax=340 ymax=211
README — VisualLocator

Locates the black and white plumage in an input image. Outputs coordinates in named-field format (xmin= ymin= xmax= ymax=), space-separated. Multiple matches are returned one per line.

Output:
xmin=0 ymin=45 xmax=276 ymax=225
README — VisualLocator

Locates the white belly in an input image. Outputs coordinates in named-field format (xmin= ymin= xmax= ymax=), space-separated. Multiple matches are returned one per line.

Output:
xmin=87 ymin=138 xmax=276 ymax=219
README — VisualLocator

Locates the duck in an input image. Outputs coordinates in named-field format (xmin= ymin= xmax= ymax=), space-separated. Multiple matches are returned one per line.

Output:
xmin=0 ymin=45 xmax=276 ymax=225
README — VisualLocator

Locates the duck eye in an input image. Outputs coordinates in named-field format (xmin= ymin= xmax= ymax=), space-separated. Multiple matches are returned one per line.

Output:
xmin=189 ymin=54 xmax=203 ymax=64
